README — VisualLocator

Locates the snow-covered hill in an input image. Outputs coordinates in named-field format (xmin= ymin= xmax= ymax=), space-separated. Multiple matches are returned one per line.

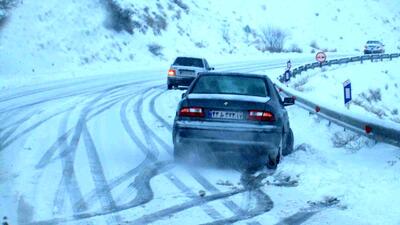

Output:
xmin=0 ymin=0 xmax=400 ymax=85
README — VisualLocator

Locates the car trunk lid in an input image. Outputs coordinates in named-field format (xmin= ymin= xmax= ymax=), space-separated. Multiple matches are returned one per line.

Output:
xmin=186 ymin=93 xmax=271 ymax=122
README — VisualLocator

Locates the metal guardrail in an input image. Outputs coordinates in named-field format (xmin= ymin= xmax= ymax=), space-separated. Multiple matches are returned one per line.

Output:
xmin=277 ymin=53 xmax=400 ymax=147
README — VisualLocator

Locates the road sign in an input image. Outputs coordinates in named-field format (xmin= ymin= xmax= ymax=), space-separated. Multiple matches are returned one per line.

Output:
xmin=343 ymin=79 xmax=352 ymax=106
xmin=316 ymin=52 xmax=327 ymax=63
xmin=286 ymin=60 xmax=292 ymax=70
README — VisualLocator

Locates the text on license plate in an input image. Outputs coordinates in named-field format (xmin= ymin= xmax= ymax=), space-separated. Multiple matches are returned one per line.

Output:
xmin=209 ymin=111 xmax=244 ymax=120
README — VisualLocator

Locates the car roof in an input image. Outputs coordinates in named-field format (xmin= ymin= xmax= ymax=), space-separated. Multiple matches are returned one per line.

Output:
xmin=197 ymin=72 xmax=268 ymax=79
xmin=175 ymin=56 xmax=204 ymax=60
xmin=366 ymin=40 xmax=382 ymax=43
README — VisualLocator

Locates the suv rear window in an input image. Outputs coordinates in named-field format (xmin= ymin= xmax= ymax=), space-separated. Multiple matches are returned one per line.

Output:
xmin=173 ymin=57 xmax=204 ymax=68
xmin=191 ymin=75 xmax=268 ymax=97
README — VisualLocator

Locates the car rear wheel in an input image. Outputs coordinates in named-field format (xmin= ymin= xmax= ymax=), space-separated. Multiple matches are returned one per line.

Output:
xmin=266 ymin=150 xmax=281 ymax=170
xmin=266 ymin=139 xmax=282 ymax=170
xmin=282 ymin=128 xmax=294 ymax=156
xmin=173 ymin=144 xmax=184 ymax=161
xmin=167 ymin=84 xmax=173 ymax=90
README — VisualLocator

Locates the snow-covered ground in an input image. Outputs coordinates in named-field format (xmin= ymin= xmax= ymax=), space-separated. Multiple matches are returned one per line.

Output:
xmin=1 ymin=63 xmax=399 ymax=225
xmin=1 ymin=0 xmax=400 ymax=225
xmin=286 ymin=58 xmax=400 ymax=124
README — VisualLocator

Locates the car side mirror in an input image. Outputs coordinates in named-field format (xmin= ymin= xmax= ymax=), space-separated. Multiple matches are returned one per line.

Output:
xmin=181 ymin=93 xmax=186 ymax=99
xmin=209 ymin=67 xmax=215 ymax=71
xmin=283 ymin=97 xmax=295 ymax=106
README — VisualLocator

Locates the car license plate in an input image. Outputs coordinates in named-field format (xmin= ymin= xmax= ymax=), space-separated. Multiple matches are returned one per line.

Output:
xmin=209 ymin=111 xmax=244 ymax=120
xmin=180 ymin=71 xmax=195 ymax=76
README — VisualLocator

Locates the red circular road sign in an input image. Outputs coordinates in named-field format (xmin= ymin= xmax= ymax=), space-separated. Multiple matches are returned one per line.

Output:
xmin=315 ymin=52 xmax=327 ymax=63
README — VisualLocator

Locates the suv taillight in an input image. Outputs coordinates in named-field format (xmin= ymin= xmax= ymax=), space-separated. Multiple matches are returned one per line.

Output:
xmin=248 ymin=110 xmax=275 ymax=122
xmin=168 ymin=69 xmax=176 ymax=77
xmin=179 ymin=107 xmax=204 ymax=117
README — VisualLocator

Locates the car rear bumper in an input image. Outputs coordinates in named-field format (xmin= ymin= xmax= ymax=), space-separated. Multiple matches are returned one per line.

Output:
xmin=168 ymin=76 xmax=196 ymax=86
xmin=364 ymin=50 xmax=384 ymax=54
xmin=173 ymin=120 xmax=282 ymax=155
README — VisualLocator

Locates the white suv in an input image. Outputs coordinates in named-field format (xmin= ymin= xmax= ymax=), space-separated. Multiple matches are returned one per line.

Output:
xmin=364 ymin=40 xmax=385 ymax=54
xmin=167 ymin=57 xmax=214 ymax=89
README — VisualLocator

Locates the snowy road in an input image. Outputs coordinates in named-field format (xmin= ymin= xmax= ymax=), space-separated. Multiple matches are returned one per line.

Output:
xmin=1 ymin=58 xmax=399 ymax=225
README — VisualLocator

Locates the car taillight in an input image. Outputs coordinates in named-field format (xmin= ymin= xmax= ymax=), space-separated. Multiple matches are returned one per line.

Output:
xmin=248 ymin=110 xmax=275 ymax=122
xmin=168 ymin=69 xmax=176 ymax=77
xmin=179 ymin=107 xmax=204 ymax=117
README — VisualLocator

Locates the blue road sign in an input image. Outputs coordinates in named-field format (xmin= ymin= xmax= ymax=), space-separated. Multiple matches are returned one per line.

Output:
xmin=343 ymin=80 xmax=352 ymax=105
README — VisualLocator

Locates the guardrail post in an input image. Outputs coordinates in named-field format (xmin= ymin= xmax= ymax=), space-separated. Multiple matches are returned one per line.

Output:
xmin=380 ymin=54 xmax=383 ymax=61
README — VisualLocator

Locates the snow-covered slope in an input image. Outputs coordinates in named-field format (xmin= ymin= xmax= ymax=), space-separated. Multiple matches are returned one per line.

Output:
xmin=0 ymin=0 xmax=400 ymax=83
xmin=287 ymin=59 xmax=400 ymax=124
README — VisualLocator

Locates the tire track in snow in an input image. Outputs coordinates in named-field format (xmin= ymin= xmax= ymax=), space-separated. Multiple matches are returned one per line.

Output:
xmin=132 ymin=87 xmax=225 ymax=220
xmin=1 ymin=86 xmax=131 ymax=152
xmin=148 ymin=88 xmax=267 ymax=225
xmin=35 ymin=88 xmax=141 ymax=170
xmin=120 ymin=87 xmax=222 ymax=219
xmin=125 ymin=186 xmax=249 ymax=225
xmin=24 ymin=160 xmax=175 ymax=225
xmin=81 ymin=123 xmax=122 ymax=224
xmin=273 ymin=197 xmax=341 ymax=225
xmin=51 ymin=84 xmax=135 ymax=218
xmin=0 ymin=106 xmax=75 ymax=152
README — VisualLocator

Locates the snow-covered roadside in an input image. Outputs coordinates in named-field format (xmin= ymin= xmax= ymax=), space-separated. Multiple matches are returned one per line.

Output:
xmin=155 ymin=88 xmax=400 ymax=225
xmin=285 ymin=58 xmax=400 ymax=124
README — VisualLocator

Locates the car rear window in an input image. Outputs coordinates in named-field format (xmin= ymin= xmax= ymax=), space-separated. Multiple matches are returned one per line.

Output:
xmin=173 ymin=57 xmax=204 ymax=68
xmin=190 ymin=75 xmax=268 ymax=97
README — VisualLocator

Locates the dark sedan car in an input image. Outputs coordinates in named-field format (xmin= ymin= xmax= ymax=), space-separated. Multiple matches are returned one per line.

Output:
xmin=172 ymin=72 xmax=295 ymax=169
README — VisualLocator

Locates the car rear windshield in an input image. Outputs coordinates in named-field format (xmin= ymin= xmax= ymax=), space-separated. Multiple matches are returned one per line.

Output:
xmin=367 ymin=41 xmax=381 ymax=44
xmin=190 ymin=75 xmax=268 ymax=97
xmin=173 ymin=57 xmax=204 ymax=68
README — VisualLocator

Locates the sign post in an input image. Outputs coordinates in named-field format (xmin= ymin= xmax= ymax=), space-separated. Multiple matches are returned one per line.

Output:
xmin=343 ymin=79 xmax=352 ymax=109
xmin=316 ymin=52 xmax=327 ymax=65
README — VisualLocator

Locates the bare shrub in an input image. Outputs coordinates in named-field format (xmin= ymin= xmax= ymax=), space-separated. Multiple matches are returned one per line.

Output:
xmin=104 ymin=0 xmax=137 ymax=34
xmin=222 ymin=25 xmax=230 ymax=45
xmin=243 ymin=25 xmax=252 ymax=34
xmin=171 ymin=0 xmax=189 ymax=13
xmin=331 ymin=131 xmax=371 ymax=151
xmin=148 ymin=43 xmax=163 ymax=56
xmin=195 ymin=41 xmax=206 ymax=48
xmin=260 ymin=26 xmax=288 ymax=52
xmin=360 ymin=89 xmax=382 ymax=103
xmin=0 ymin=0 xmax=18 ymax=26
xmin=0 ymin=0 xmax=18 ymax=10
xmin=292 ymin=75 xmax=310 ymax=91
xmin=143 ymin=12 xmax=167 ymax=35
xmin=310 ymin=40 xmax=319 ymax=49
xmin=288 ymin=44 xmax=303 ymax=53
